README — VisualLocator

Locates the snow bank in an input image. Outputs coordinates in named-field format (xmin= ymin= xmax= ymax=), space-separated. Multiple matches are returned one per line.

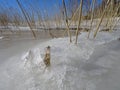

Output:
xmin=0 ymin=29 xmax=120 ymax=90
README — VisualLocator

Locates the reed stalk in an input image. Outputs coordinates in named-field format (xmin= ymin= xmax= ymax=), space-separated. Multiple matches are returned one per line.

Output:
xmin=16 ymin=0 xmax=36 ymax=39
xmin=93 ymin=0 xmax=110 ymax=38
xmin=110 ymin=15 xmax=120 ymax=32
xmin=62 ymin=0 xmax=72 ymax=42
xmin=75 ymin=0 xmax=83 ymax=44
xmin=87 ymin=0 xmax=96 ymax=39
xmin=62 ymin=6 xmax=80 ymax=37
xmin=108 ymin=5 xmax=120 ymax=32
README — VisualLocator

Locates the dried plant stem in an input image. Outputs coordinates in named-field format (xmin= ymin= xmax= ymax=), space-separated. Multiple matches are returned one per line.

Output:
xmin=105 ymin=4 xmax=115 ymax=28
xmin=108 ymin=6 xmax=120 ymax=32
xmin=93 ymin=12 xmax=105 ymax=38
xmin=93 ymin=0 xmax=110 ymax=38
xmin=69 ymin=6 xmax=80 ymax=26
xmin=16 ymin=0 xmax=36 ymax=38
xmin=62 ymin=0 xmax=72 ymax=42
xmin=62 ymin=7 xmax=80 ymax=37
xmin=88 ymin=0 xmax=96 ymax=39
xmin=110 ymin=16 xmax=120 ymax=32
xmin=75 ymin=0 xmax=83 ymax=44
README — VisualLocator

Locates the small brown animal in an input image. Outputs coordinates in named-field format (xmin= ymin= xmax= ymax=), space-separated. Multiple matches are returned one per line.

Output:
xmin=44 ymin=46 xmax=51 ymax=67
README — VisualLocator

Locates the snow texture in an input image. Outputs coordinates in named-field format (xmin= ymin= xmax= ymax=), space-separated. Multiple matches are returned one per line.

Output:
xmin=0 ymin=36 xmax=3 ymax=40
xmin=0 ymin=30 xmax=120 ymax=90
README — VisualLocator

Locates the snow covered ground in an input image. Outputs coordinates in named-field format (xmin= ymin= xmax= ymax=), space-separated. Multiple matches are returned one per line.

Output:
xmin=0 ymin=29 xmax=120 ymax=90
xmin=0 ymin=39 xmax=50 ymax=64
xmin=0 ymin=36 xmax=3 ymax=40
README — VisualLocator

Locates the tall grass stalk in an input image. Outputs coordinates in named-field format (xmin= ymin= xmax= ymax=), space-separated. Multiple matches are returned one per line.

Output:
xmin=16 ymin=0 xmax=36 ymax=38
xmin=87 ymin=0 xmax=96 ymax=39
xmin=110 ymin=16 xmax=120 ymax=32
xmin=93 ymin=0 xmax=110 ymax=38
xmin=68 ymin=6 xmax=80 ymax=26
xmin=62 ymin=6 xmax=80 ymax=37
xmin=108 ymin=6 xmax=120 ymax=32
xmin=62 ymin=0 xmax=72 ymax=42
xmin=75 ymin=0 xmax=83 ymax=44
xmin=105 ymin=8 xmax=112 ymax=27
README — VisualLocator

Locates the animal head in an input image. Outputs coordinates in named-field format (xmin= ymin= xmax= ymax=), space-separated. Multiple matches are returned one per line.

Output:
xmin=46 ymin=46 xmax=51 ymax=54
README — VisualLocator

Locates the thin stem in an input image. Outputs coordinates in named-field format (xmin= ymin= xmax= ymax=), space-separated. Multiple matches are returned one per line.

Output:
xmin=88 ymin=0 xmax=96 ymax=39
xmin=75 ymin=0 xmax=83 ymax=44
xmin=93 ymin=0 xmax=110 ymax=38
xmin=16 ymin=0 xmax=36 ymax=39
xmin=62 ymin=0 xmax=72 ymax=42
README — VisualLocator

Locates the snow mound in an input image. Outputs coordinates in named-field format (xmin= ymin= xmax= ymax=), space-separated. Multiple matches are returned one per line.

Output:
xmin=21 ymin=48 xmax=46 ymax=71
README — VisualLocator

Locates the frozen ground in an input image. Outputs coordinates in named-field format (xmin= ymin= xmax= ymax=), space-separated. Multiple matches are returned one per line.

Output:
xmin=0 ymin=29 xmax=120 ymax=90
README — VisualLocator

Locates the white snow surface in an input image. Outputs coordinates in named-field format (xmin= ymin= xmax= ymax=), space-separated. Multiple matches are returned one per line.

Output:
xmin=0 ymin=30 xmax=120 ymax=90
xmin=0 ymin=36 xmax=3 ymax=40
